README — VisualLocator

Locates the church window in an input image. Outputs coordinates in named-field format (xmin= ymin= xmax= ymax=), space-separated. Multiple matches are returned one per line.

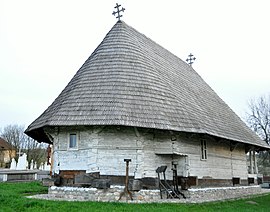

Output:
xmin=69 ymin=133 xmax=77 ymax=149
xmin=201 ymin=139 xmax=207 ymax=160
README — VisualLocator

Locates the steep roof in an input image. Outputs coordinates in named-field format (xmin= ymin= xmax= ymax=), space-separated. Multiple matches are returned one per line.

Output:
xmin=25 ymin=21 xmax=269 ymax=149
xmin=0 ymin=137 xmax=13 ymax=150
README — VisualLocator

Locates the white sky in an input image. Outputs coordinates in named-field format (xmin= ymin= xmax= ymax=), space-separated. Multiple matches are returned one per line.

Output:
xmin=0 ymin=0 xmax=269 ymax=130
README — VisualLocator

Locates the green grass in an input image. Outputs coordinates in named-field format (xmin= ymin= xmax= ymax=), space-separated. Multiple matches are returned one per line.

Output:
xmin=0 ymin=181 xmax=270 ymax=211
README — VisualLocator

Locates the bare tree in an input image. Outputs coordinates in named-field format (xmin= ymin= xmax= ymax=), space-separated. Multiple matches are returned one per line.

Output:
xmin=22 ymin=135 xmax=47 ymax=168
xmin=0 ymin=124 xmax=47 ymax=167
xmin=246 ymin=95 xmax=270 ymax=175
xmin=246 ymin=96 xmax=270 ymax=145
xmin=1 ymin=124 xmax=24 ymax=160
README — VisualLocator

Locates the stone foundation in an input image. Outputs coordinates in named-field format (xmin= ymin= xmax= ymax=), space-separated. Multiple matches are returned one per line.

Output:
xmin=188 ymin=186 xmax=262 ymax=202
xmin=47 ymin=185 xmax=264 ymax=203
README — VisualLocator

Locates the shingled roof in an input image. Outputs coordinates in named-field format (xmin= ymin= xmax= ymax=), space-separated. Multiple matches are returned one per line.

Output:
xmin=25 ymin=21 xmax=269 ymax=149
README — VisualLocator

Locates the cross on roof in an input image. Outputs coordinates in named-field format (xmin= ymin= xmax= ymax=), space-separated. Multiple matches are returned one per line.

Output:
xmin=112 ymin=3 xmax=125 ymax=21
xmin=186 ymin=53 xmax=196 ymax=66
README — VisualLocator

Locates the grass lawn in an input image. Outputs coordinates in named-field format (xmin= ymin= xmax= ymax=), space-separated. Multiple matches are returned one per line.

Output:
xmin=0 ymin=181 xmax=270 ymax=212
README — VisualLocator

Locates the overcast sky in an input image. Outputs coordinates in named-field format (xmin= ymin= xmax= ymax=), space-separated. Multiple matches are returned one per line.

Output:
xmin=0 ymin=0 xmax=269 ymax=130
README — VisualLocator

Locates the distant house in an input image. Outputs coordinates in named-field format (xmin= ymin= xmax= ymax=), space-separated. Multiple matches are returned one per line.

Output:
xmin=25 ymin=21 xmax=270 ymax=188
xmin=0 ymin=137 xmax=16 ymax=168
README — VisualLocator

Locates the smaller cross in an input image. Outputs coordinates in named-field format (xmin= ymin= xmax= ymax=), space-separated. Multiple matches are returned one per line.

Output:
xmin=112 ymin=3 xmax=125 ymax=21
xmin=186 ymin=53 xmax=196 ymax=66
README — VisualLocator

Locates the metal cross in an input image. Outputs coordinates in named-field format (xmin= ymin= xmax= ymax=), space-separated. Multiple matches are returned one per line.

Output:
xmin=186 ymin=53 xmax=196 ymax=66
xmin=112 ymin=3 xmax=125 ymax=21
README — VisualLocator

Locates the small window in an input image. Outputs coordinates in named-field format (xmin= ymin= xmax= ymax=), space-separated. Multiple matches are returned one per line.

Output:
xmin=201 ymin=139 xmax=207 ymax=160
xmin=69 ymin=133 xmax=77 ymax=149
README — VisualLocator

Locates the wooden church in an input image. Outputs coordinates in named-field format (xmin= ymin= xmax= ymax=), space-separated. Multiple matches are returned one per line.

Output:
xmin=25 ymin=7 xmax=269 ymax=188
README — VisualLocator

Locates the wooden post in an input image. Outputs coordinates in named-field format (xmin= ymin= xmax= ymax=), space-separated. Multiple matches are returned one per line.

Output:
xmin=50 ymin=145 xmax=54 ymax=176
xmin=249 ymin=150 xmax=254 ymax=174
xmin=119 ymin=159 xmax=133 ymax=200
xmin=253 ymin=150 xmax=258 ymax=174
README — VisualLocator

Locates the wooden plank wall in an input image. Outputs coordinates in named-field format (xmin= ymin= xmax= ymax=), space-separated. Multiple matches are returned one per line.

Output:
xmin=47 ymin=126 xmax=248 ymax=181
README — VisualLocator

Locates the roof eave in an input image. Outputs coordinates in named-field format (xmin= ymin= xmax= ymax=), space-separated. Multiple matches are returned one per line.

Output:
xmin=24 ymin=127 xmax=52 ymax=144
xmin=24 ymin=123 xmax=270 ymax=150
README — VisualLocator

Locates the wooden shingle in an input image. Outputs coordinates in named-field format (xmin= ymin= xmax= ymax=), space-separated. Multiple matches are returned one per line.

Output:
xmin=25 ymin=21 xmax=269 ymax=149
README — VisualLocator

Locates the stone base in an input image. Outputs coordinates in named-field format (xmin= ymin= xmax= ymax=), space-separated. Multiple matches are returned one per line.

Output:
xmin=188 ymin=186 xmax=263 ymax=202
xmin=47 ymin=185 xmax=263 ymax=202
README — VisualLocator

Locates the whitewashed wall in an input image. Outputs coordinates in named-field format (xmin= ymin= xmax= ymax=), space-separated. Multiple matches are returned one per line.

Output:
xmin=46 ymin=126 xmax=248 ymax=180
